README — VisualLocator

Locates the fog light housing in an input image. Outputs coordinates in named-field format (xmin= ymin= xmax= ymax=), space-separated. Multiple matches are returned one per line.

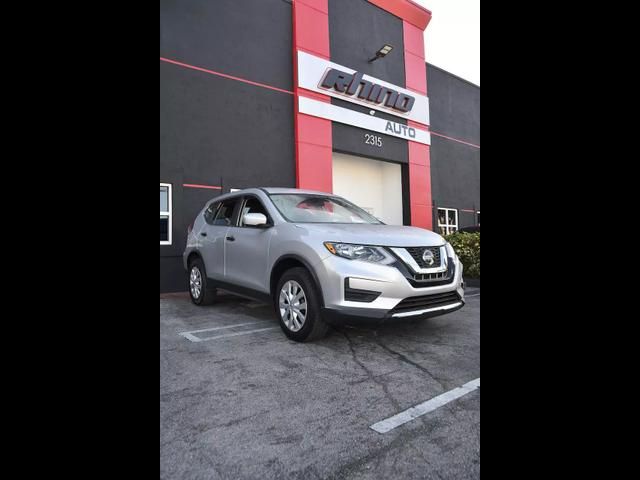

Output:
xmin=344 ymin=278 xmax=381 ymax=302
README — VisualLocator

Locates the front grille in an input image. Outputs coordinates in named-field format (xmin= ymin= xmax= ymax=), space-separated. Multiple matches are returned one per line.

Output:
xmin=413 ymin=271 xmax=447 ymax=282
xmin=390 ymin=291 xmax=461 ymax=314
xmin=405 ymin=246 xmax=442 ymax=269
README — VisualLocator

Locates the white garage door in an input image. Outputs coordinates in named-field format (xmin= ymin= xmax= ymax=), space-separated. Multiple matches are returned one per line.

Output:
xmin=332 ymin=152 xmax=403 ymax=225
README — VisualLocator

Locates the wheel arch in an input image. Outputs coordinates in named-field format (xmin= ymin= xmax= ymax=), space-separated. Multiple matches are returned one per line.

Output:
xmin=270 ymin=255 xmax=326 ymax=308
xmin=186 ymin=250 xmax=202 ymax=269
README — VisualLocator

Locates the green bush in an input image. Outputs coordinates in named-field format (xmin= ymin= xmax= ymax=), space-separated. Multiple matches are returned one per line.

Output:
xmin=445 ymin=231 xmax=480 ymax=278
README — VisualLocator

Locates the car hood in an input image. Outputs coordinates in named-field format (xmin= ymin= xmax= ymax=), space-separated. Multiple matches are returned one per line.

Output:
xmin=293 ymin=223 xmax=445 ymax=247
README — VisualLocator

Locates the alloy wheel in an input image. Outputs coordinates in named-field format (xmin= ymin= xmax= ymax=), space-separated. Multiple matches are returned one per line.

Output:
xmin=279 ymin=280 xmax=307 ymax=332
xmin=190 ymin=266 xmax=202 ymax=299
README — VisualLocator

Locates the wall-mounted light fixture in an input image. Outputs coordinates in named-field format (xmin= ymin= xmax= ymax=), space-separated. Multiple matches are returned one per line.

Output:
xmin=368 ymin=44 xmax=393 ymax=63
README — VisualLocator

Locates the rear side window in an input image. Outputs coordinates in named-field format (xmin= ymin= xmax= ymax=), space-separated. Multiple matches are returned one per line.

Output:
xmin=203 ymin=203 xmax=219 ymax=225
xmin=212 ymin=199 xmax=238 ymax=226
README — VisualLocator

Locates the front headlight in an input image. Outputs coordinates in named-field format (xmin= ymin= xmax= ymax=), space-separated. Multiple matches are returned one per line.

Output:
xmin=323 ymin=242 xmax=395 ymax=265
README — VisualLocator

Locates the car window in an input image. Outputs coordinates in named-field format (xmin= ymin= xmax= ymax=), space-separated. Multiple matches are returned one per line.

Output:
xmin=203 ymin=203 xmax=219 ymax=225
xmin=240 ymin=197 xmax=270 ymax=227
xmin=212 ymin=199 xmax=238 ymax=226
xmin=269 ymin=194 xmax=382 ymax=224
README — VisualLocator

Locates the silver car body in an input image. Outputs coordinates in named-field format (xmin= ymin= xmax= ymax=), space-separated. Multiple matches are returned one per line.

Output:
xmin=183 ymin=187 xmax=464 ymax=321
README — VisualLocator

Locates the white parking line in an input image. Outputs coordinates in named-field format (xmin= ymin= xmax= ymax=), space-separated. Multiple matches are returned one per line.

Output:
xmin=466 ymin=293 xmax=480 ymax=297
xmin=196 ymin=327 xmax=279 ymax=342
xmin=179 ymin=321 xmax=277 ymax=343
xmin=370 ymin=378 xmax=480 ymax=433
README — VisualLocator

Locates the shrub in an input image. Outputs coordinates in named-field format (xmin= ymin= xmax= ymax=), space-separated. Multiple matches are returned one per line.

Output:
xmin=445 ymin=231 xmax=480 ymax=278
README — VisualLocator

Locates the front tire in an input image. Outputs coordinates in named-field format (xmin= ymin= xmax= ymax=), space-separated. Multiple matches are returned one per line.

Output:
xmin=275 ymin=267 xmax=329 ymax=342
xmin=188 ymin=258 xmax=217 ymax=305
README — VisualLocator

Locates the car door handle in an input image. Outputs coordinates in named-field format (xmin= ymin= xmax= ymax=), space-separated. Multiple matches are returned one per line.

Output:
xmin=226 ymin=235 xmax=235 ymax=242
xmin=200 ymin=232 xmax=207 ymax=237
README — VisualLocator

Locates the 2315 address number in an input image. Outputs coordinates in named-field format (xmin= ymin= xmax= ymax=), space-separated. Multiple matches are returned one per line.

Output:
xmin=364 ymin=133 xmax=383 ymax=147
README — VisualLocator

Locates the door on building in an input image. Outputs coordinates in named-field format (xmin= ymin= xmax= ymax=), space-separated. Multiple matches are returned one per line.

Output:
xmin=332 ymin=152 xmax=403 ymax=225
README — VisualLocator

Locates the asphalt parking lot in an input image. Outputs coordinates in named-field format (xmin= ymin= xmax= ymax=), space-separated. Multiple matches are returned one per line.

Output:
xmin=160 ymin=288 xmax=480 ymax=480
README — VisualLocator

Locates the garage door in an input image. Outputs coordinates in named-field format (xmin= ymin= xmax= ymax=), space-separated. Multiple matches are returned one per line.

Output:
xmin=332 ymin=152 xmax=403 ymax=225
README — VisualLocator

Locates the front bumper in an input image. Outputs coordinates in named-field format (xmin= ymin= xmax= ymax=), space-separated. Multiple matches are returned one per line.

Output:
xmin=321 ymin=299 xmax=464 ymax=325
xmin=315 ymin=253 xmax=465 ymax=324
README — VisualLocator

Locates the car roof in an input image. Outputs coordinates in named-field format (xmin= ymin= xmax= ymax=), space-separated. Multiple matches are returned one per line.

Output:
xmin=206 ymin=187 xmax=337 ymax=204
xmin=260 ymin=187 xmax=334 ymax=195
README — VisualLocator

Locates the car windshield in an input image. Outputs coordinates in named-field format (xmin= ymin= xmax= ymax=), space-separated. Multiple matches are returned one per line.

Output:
xmin=269 ymin=194 xmax=383 ymax=224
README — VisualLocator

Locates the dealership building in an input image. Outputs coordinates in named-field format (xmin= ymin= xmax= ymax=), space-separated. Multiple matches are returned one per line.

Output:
xmin=160 ymin=0 xmax=480 ymax=293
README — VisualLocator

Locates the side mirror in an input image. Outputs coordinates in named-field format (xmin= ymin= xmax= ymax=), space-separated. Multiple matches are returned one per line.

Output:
xmin=243 ymin=213 xmax=268 ymax=227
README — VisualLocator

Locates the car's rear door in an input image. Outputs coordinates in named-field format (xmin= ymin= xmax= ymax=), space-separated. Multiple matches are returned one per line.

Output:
xmin=199 ymin=197 xmax=241 ymax=281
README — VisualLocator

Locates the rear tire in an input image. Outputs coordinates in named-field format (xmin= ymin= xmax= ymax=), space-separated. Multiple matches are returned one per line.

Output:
xmin=188 ymin=257 xmax=217 ymax=305
xmin=275 ymin=267 xmax=329 ymax=342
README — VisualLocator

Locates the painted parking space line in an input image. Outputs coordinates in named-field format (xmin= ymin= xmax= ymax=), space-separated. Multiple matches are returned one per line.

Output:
xmin=370 ymin=378 xmax=480 ymax=434
xmin=195 ymin=327 xmax=279 ymax=342
xmin=466 ymin=293 xmax=480 ymax=297
xmin=179 ymin=321 xmax=277 ymax=343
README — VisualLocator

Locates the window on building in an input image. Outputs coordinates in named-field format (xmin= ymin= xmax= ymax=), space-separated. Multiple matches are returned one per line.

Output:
xmin=477 ymin=211 xmax=480 ymax=226
xmin=160 ymin=183 xmax=172 ymax=244
xmin=437 ymin=208 xmax=458 ymax=235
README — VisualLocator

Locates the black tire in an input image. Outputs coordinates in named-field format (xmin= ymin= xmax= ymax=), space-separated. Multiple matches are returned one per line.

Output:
xmin=274 ymin=267 xmax=329 ymax=342
xmin=188 ymin=257 xmax=217 ymax=305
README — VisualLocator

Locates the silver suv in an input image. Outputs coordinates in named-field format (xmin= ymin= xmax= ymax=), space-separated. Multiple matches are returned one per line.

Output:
xmin=183 ymin=188 xmax=465 ymax=342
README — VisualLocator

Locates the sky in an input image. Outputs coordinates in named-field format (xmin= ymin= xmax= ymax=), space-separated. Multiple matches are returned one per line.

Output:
xmin=412 ymin=0 xmax=480 ymax=86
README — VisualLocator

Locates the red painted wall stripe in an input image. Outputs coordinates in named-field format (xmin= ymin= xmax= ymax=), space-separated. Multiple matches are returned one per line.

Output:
xmin=430 ymin=131 xmax=480 ymax=149
xmin=159 ymin=58 xmax=480 ymax=150
xmin=182 ymin=184 xmax=223 ymax=190
xmin=160 ymin=57 xmax=294 ymax=95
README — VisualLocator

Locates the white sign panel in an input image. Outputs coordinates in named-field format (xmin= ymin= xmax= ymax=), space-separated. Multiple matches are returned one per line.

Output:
xmin=297 ymin=50 xmax=430 ymax=125
xmin=298 ymin=96 xmax=430 ymax=145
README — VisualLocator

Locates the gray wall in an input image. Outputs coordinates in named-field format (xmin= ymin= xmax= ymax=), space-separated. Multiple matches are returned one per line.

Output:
xmin=427 ymin=64 xmax=480 ymax=229
xmin=160 ymin=0 xmax=293 ymax=91
xmin=160 ymin=0 xmax=294 ymax=292
xmin=328 ymin=0 xmax=406 ymax=87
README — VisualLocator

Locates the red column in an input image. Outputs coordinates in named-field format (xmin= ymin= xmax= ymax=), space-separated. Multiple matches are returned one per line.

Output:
xmin=293 ymin=0 xmax=333 ymax=193
xmin=403 ymin=18 xmax=432 ymax=230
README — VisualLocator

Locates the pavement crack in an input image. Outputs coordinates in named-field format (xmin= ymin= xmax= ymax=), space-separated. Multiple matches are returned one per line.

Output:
xmin=342 ymin=330 xmax=401 ymax=411
xmin=328 ymin=421 xmax=448 ymax=480
xmin=303 ymin=343 xmax=334 ymax=370
xmin=215 ymin=409 xmax=267 ymax=428
xmin=375 ymin=340 xmax=448 ymax=391
xmin=408 ymin=443 xmax=445 ymax=480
